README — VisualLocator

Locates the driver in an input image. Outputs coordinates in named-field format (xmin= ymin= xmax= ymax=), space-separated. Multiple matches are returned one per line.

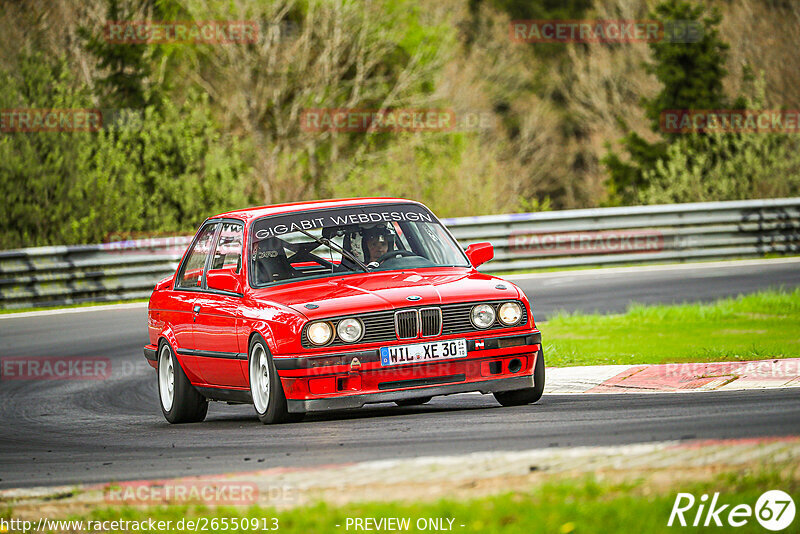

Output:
xmin=361 ymin=224 xmax=395 ymax=264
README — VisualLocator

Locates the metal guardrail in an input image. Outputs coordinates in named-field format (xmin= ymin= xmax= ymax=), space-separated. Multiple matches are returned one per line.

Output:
xmin=1 ymin=198 xmax=798 ymax=309
xmin=0 ymin=237 xmax=192 ymax=310
xmin=443 ymin=197 xmax=800 ymax=272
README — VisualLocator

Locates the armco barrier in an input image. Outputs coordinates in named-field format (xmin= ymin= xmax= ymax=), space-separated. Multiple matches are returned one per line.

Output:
xmin=1 ymin=198 xmax=798 ymax=309
xmin=442 ymin=197 xmax=800 ymax=272
xmin=0 ymin=237 xmax=192 ymax=310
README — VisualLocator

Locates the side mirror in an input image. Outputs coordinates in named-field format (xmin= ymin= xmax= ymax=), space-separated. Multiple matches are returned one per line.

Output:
xmin=206 ymin=269 xmax=243 ymax=295
xmin=465 ymin=242 xmax=494 ymax=268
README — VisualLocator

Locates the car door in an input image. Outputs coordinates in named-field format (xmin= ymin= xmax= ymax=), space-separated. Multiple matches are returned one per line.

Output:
xmin=170 ymin=221 xmax=220 ymax=383
xmin=192 ymin=221 xmax=248 ymax=388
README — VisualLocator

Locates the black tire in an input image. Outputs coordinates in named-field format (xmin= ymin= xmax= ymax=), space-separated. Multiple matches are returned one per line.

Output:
xmin=157 ymin=341 xmax=208 ymax=424
xmin=493 ymin=349 xmax=545 ymax=407
xmin=248 ymin=334 xmax=304 ymax=424
xmin=395 ymin=396 xmax=433 ymax=407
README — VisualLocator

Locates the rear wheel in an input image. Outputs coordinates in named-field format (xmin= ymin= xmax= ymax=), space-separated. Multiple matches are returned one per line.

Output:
xmin=493 ymin=349 xmax=545 ymax=407
xmin=158 ymin=342 xmax=208 ymax=423
xmin=395 ymin=396 xmax=433 ymax=407
xmin=248 ymin=335 xmax=304 ymax=424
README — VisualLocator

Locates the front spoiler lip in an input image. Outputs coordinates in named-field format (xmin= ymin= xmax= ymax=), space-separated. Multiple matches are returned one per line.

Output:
xmin=275 ymin=331 xmax=542 ymax=371
xmin=286 ymin=374 xmax=535 ymax=413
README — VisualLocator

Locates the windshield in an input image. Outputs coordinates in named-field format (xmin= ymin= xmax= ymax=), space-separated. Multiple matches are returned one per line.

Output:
xmin=249 ymin=203 xmax=469 ymax=286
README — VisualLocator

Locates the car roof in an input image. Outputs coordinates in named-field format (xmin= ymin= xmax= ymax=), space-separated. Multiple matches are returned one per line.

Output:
xmin=210 ymin=197 xmax=425 ymax=222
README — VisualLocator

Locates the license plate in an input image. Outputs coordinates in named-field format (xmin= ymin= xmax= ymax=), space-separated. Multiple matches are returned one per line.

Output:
xmin=379 ymin=339 xmax=467 ymax=367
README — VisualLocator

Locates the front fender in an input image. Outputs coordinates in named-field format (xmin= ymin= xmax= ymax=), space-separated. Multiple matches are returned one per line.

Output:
xmin=247 ymin=320 xmax=279 ymax=357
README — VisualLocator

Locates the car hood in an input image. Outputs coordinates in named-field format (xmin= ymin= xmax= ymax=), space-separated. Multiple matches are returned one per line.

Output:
xmin=249 ymin=269 xmax=521 ymax=320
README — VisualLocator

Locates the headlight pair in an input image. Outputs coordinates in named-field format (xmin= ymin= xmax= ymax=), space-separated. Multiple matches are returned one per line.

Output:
xmin=470 ymin=301 xmax=523 ymax=329
xmin=307 ymin=317 xmax=364 ymax=346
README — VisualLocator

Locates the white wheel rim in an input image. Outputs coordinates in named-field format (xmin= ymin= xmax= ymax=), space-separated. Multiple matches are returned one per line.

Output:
xmin=250 ymin=343 xmax=270 ymax=414
xmin=158 ymin=345 xmax=175 ymax=412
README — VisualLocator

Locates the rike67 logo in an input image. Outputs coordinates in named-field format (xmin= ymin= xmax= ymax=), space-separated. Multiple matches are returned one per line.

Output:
xmin=669 ymin=490 xmax=795 ymax=530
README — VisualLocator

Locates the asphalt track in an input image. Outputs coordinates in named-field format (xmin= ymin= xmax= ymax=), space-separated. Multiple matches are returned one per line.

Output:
xmin=1 ymin=260 xmax=799 ymax=489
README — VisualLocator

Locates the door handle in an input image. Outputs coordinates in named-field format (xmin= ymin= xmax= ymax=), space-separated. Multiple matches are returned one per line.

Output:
xmin=193 ymin=305 xmax=201 ymax=314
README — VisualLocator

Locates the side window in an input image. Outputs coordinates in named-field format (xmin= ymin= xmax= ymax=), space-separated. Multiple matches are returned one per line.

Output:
xmin=210 ymin=222 xmax=244 ymax=273
xmin=176 ymin=223 xmax=218 ymax=289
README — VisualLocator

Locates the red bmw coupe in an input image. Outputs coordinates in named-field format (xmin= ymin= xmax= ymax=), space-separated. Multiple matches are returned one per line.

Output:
xmin=143 ymin=198 xmax=544 ymax=424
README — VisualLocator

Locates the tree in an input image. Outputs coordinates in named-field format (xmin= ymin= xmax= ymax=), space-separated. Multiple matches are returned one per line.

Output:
xmin=78 ymin=0 xmax=153 ymax=109
xmin=603 ymin=0 xmax=737 ymax=204
xmin=78 ymin=0 xmax=187 ymax=109
xmin=0 ymin=52 xmax=253 ymax=248
xmin=642 ymin=0 xmax=732 ymax=132
xmin=467 ymin=0 xmax=592 ymax=54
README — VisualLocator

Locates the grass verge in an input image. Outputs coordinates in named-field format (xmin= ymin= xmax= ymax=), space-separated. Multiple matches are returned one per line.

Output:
xmin=544 ymin=288 xmax=800 ymax=367
xmin=0 ymin=299 xmax=148 ymax=315
xmin=3 ymin=465 xmax=796 ymax=533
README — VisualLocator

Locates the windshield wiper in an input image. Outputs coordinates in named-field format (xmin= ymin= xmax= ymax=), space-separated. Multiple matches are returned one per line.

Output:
xmin=295 ymin=228 xmax=370 ymax=273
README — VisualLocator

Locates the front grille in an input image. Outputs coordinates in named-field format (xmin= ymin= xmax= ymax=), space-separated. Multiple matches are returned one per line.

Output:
xmin=420 ymin=307 xmax=442 ymax=337
xmin=395 ymin=310 xmax=419 ymax=339
xmin=301 ymin=300 xmax=528 ymax=348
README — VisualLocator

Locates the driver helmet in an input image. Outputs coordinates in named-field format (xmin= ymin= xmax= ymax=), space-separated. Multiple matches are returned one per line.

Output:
xmin=361 ymin=224 xmax=396 ymax=262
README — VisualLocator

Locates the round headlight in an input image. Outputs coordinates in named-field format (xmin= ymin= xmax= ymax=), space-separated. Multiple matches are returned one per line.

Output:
xmin=498 ymin=302 xmax=522 ymax=326
xmin=471 ymin=304 xmax=496 ymax=329
xmin=337 ymin=318 xmax=364 ymax=343
xmin=307 ymin=321 xmax=333 ymax=346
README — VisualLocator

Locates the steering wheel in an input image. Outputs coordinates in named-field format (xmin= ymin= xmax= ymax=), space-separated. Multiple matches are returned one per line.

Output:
xmin=374 ymin=249 xmax=416 ymax=263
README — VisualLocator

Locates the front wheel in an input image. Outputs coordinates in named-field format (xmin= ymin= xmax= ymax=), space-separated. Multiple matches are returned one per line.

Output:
xmin=248 ymin=335 xmax=304 ymax=424
xmin=158 ymin=342 xmax=208 ymax=423
xmin=493 ymin=349 xmax=545 ymax=407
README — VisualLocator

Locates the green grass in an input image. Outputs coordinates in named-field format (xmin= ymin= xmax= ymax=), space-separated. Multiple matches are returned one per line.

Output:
xmin=0 ymin=298 xmax=148 ymax=314
xmin=4 ymin=466 xmax=795 ymax=534
xmin=543 ymin=288 xmax=800 ymax=367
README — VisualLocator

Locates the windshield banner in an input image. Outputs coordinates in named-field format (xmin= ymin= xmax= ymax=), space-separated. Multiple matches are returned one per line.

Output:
xmin=252 ymin=204 xmax=436 ymax=240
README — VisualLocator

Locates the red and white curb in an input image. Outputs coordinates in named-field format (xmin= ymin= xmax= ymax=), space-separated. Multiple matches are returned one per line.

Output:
xmin=545 ymin=358 xmax=800 ymax=394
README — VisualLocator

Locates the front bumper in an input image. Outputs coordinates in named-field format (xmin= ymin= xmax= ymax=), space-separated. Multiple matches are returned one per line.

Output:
xmin=278 ymin=331 xmax=542 ymax=413
xmin=286 ymin=374 xmax=534 ymax=412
